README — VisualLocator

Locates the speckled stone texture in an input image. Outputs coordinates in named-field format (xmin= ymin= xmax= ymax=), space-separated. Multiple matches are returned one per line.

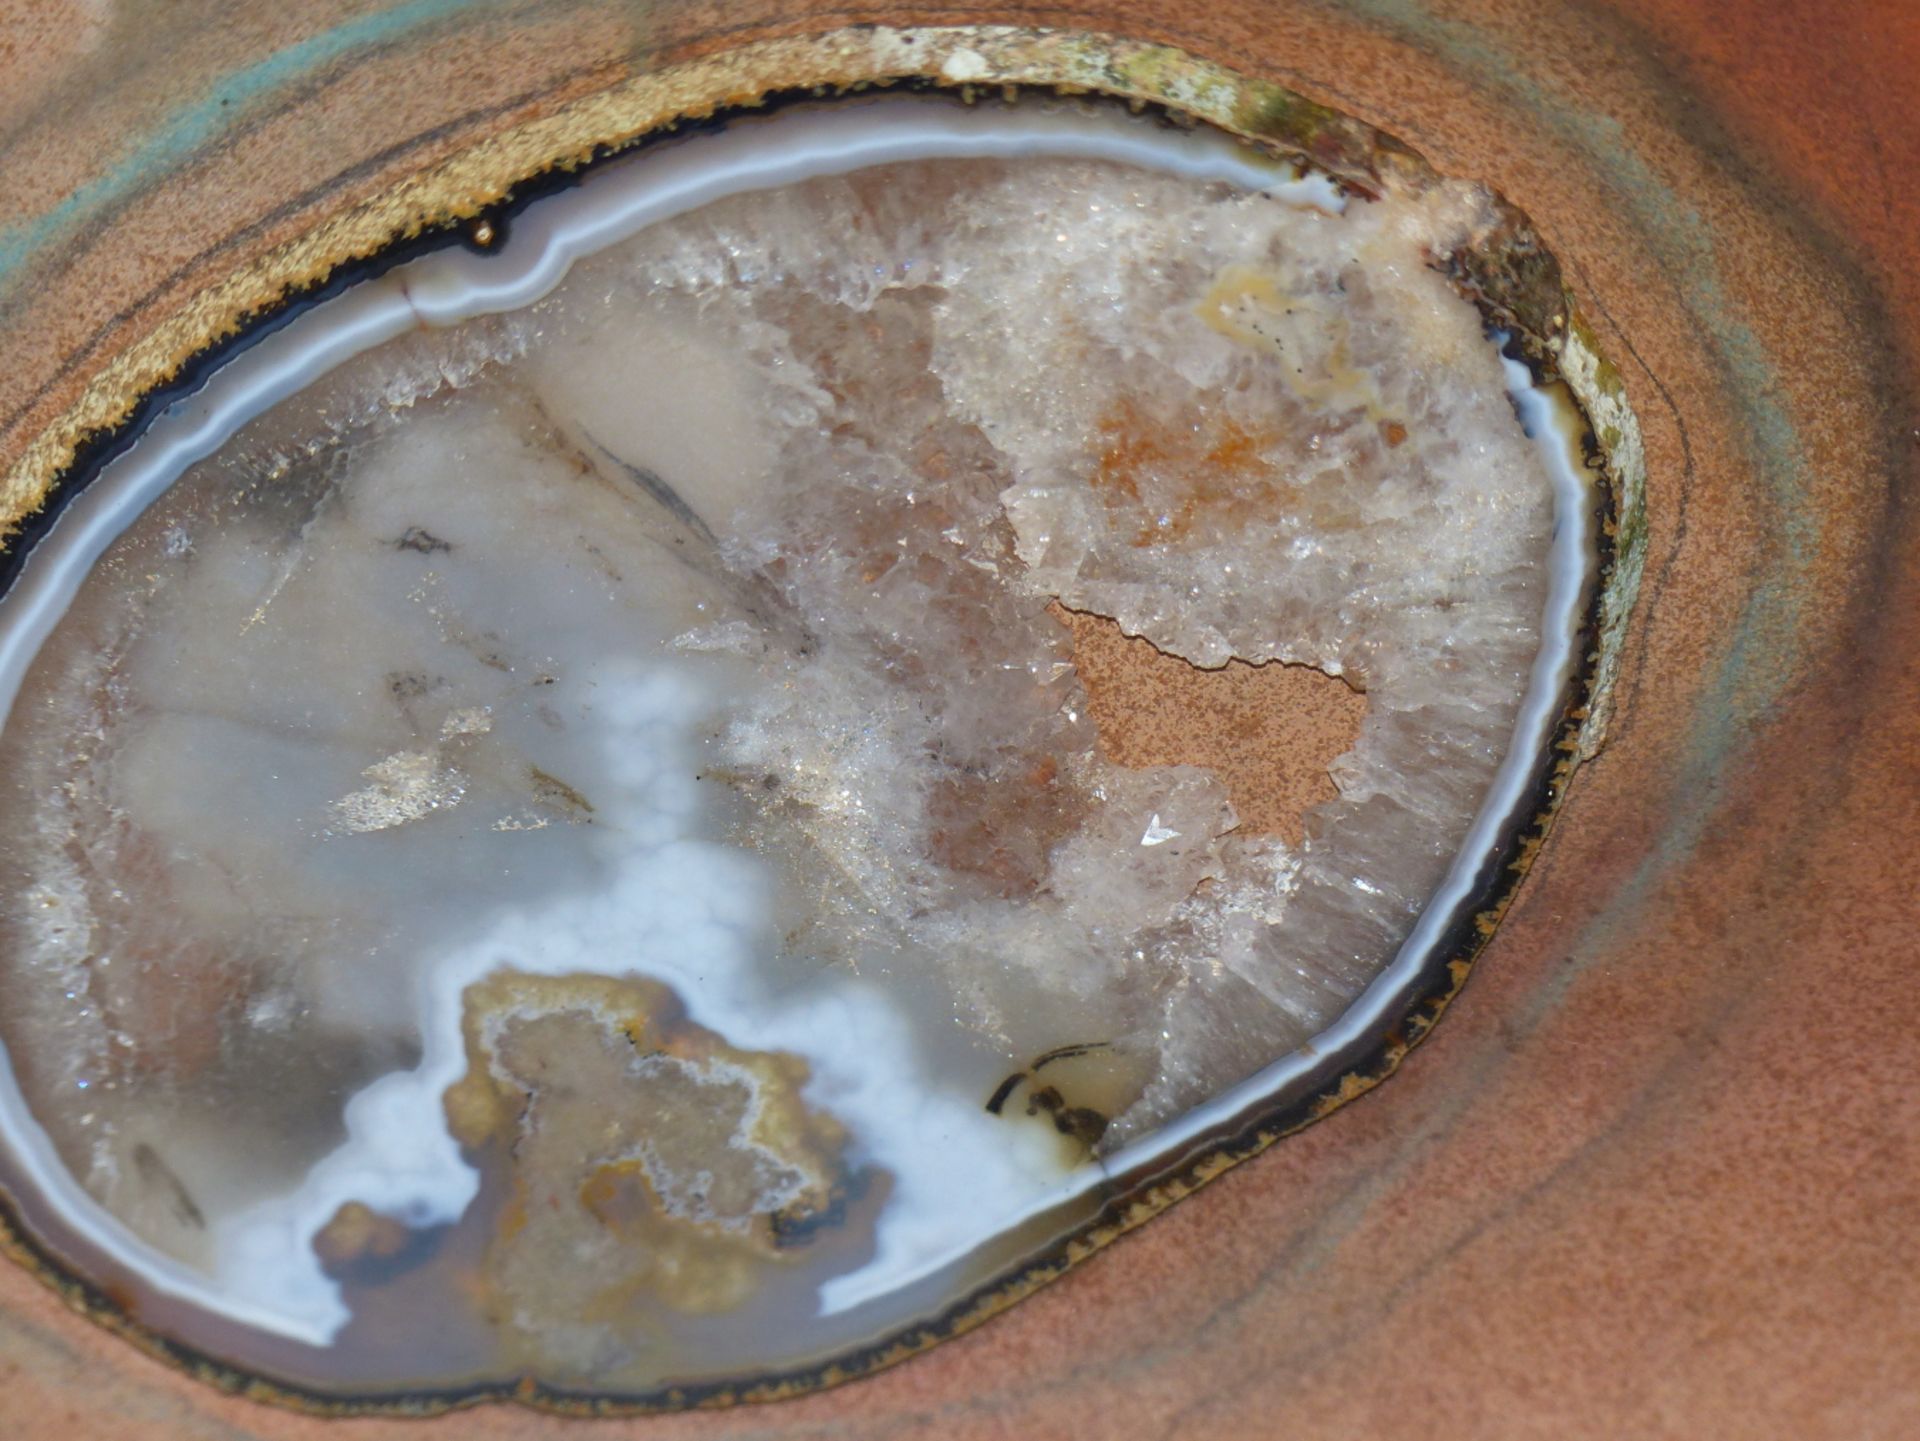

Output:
xmin=0 ymin=2 xmax=1915 ymax=1438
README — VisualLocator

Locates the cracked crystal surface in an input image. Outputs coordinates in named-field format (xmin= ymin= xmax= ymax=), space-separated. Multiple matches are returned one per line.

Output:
xmin=0 ymin=115 xmax=1563 ymax=1391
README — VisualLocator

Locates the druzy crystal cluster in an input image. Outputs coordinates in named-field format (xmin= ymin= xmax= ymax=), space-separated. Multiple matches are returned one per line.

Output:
xmin=0 ymin=131 xmax=1556 ymax=1386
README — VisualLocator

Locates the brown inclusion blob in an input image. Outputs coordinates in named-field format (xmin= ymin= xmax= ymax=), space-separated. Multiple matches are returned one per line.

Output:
xmin=1091 ymin=398 xmax=1291 ymax=550
xmin=439 ymin=973 xmax=847 ymax=1380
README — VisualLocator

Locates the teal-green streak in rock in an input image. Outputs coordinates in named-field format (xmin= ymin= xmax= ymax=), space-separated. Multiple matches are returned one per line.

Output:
xmin=0 ymin=0 xmax=505 ymax=292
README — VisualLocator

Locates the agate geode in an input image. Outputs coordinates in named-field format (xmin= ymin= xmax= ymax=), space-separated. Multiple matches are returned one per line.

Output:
xmin=0 ymin=73 xmax=1618 ymax=1407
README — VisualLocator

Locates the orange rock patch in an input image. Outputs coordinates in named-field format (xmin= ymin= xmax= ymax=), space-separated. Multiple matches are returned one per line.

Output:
xmin=1056 ymin=604 xmax=1365 ymax=844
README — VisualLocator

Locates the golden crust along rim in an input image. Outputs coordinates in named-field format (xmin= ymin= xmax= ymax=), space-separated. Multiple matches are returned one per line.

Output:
xmin=0 ymin=22 xmax=1640 ymax=1417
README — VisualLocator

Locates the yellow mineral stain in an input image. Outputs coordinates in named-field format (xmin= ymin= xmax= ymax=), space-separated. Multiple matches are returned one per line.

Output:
xmin=1196 ymin=263 xmax=1401 ymax=426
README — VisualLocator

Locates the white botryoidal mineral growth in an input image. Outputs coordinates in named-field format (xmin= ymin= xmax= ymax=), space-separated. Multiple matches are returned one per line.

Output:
xmin=0 ymin=115 xmax=1561 ymax=1372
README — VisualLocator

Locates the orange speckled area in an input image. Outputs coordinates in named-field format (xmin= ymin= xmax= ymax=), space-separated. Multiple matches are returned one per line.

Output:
xmin=1059 ymin=606 xmax=1365 ymax=844
xmin=1 ymin=2 xmax=1917 ymax=1437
